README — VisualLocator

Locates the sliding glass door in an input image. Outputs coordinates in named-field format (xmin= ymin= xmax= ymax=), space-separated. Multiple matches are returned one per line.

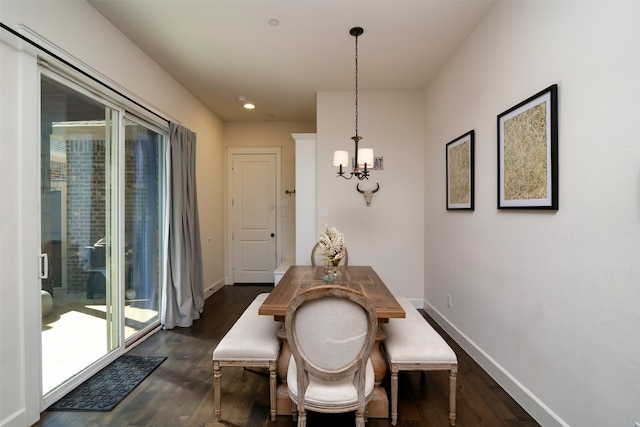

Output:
xmin=122 ymin=117 xmax=164 ymax=340
xmin=40 ymin=72 xmax=164 ymax=401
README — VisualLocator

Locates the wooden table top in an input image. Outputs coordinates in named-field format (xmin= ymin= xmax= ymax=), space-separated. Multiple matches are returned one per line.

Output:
xmin=259 ymin=265 xmax=405 ymax=322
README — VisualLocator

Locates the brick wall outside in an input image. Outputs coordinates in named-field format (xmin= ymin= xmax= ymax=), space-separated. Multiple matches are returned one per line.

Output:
xmin=62 ymin=139 xmax=156 ymax=292
xmin=65 ymin=139 xmax=106 ymax=291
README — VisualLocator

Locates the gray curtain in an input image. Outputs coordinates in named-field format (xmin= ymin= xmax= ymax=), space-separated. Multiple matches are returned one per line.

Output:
xmin=161 ymin=122 xmax=204 ymax=329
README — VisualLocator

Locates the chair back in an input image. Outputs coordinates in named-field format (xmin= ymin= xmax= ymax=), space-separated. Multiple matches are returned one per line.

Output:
xmin=310 ymin=242 xmax=349 ymax=266
xmin=285 ymin=285 xmax=377 ymax=417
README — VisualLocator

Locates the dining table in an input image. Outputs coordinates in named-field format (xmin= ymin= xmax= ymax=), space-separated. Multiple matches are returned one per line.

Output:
xmin=259 ymin=265 xmax=405 ymax=419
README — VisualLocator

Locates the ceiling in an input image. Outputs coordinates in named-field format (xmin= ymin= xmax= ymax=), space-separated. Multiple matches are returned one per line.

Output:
xmin=88 ymin=0 xmax=495 ymax=123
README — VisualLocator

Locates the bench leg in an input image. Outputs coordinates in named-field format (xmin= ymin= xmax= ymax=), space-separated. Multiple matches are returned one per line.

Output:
xmin=213 ymin=361 xmax=222 ymax=421
xmin=449 ymin=364 xmax=458 ymax=426
xmin=390 ymin=366 xmax=399 ymax=425
xmin=269 ymin=360 xmax=277 ymax=421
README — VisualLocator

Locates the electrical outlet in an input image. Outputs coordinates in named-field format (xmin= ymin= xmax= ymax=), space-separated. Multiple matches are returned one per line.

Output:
xmin=447 ymin=294 xmax=452 ymax=308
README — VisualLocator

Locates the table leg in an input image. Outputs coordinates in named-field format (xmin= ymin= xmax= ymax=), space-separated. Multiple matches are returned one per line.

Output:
xmin=275 ymin=326 xmax=293 ymax=416
xmin=367 ymin=327 xmax=389 ymax=418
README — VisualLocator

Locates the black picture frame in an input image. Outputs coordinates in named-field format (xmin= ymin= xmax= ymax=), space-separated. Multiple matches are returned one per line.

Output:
xmin=446 ymin=130 xmax=474 ymax=210
xmin=497 ymin=84 xmax=558 ymax=209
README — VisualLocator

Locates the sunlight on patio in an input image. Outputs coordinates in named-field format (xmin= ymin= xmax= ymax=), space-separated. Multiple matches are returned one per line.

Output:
xmin=42 ymin=298 xmax=158 ymax=395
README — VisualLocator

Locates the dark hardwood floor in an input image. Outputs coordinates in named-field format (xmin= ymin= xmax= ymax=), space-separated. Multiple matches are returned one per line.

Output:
xmin=35 ymin=285 xmax=540 ymax=427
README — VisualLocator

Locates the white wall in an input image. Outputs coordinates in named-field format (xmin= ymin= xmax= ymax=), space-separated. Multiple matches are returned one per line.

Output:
xmin=423 ymin=2 xmax=640 ymax=427
xmin=0 ymin=1 xmax=224 ymax=425
xmin=317 ymin=91 xmax=425 ymax=298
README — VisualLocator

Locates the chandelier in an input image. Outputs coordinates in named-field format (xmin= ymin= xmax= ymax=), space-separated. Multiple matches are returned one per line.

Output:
xmin=333 ymin=27 xmax=374 ymax=180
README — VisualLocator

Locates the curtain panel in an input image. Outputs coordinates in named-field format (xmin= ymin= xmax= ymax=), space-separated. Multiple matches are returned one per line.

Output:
xmin=162 ymin=123 xmax=204 ymax=329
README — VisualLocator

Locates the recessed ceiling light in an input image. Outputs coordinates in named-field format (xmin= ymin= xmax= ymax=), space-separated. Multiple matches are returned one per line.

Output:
xmin=238 ymin=96 xmax=255 ymax=110
xmin=268 ymin=18 xmax=280 ymax=27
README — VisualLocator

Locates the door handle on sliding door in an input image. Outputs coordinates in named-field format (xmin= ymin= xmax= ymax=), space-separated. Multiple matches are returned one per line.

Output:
xmin=39 ymin=253 xmax=48 ymax=279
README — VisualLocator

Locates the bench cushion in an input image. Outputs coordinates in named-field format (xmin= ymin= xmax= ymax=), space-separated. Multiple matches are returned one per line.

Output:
xmin=213 ymin=293 xmax=281 ymax=361
xmin=382 ymin=296 xmax=457 ymax=365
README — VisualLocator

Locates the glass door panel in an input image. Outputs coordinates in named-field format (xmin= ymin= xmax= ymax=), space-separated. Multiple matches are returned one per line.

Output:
xmin=123 ymin=117 xmax=163 ymax=340
xmin=40 ymin=74 xmax=121 ymax=396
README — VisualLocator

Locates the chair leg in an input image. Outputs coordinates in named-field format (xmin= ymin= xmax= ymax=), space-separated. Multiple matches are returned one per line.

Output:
xmin=292 ymin=400 xmax=298 ymax=421
xmin=297 ymin=406 xmax=306 ymax=427
xmin=449 ymin=364 xmax=458 ymax=426
xmin=390 ymin=366 xmax=399 ymax=425
xmin=213 ymin=361 xmax=222 ymax=421
xmin=355 ymin=409 xmax=365 ymax=427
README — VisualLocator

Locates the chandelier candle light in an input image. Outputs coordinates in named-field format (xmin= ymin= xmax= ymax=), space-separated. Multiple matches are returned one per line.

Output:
xmin=334 ymin=26 xmax=374 ymax=180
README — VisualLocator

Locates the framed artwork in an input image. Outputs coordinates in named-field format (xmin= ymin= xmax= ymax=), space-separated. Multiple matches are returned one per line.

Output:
xmin=498 ymin=84 xmax=558 ymax=209
xmin=446 ymin=130 xmax=474 ymax=210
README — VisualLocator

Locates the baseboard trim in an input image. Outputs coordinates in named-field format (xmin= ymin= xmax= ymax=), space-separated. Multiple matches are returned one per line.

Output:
xmin=407 ymin=298 xmax=423 ymax=309
xmin=204 ymin=279 xmax=225 ymax=299
xmin=423 ymin=300 xmax=569 ymax=427
xmin=1 ymin=409 xmax=26 ymax=427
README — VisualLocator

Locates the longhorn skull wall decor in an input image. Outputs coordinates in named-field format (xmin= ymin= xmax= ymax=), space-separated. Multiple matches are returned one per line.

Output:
xmin=356 ymin=183 xmax=380 ymax=206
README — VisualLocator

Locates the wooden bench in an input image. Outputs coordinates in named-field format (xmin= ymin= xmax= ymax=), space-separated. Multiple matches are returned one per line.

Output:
xmin=212 ymin=293 xmax=281 ymax=421
xmin=381 ymin=296 xmax=458 ymax=426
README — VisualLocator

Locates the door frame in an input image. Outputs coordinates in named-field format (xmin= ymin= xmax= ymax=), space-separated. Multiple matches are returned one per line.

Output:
xmin=226 ymin=147 xmax=281 ymax=284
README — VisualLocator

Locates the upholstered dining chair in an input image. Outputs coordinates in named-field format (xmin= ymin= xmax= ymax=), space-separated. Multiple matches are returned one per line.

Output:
xmin=310 ymin=243 xmax=349 ymax=266
xmin=285 ymin=285 xmax=377 ymax=427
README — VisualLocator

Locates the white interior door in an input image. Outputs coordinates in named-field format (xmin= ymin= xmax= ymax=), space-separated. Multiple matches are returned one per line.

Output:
xmin=231 ymin=153 xmax=277 ymax=283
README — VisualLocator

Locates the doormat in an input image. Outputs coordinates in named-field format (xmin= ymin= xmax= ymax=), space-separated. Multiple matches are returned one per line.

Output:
xmin=48 ymin=355 xmax=166 ymax=412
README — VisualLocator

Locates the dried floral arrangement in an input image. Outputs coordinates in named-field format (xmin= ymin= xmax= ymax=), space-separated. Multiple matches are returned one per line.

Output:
xmin=317 ymin=226 xmax=346 ymax=266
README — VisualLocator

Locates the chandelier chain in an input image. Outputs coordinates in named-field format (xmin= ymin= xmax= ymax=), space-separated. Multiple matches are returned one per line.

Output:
xmin=354 ymin=31 xmax=359 ymax=137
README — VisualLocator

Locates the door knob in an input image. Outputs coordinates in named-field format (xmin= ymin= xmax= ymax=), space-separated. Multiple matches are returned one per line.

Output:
xmin=271 ymin=233 xmax=275 ymax=237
